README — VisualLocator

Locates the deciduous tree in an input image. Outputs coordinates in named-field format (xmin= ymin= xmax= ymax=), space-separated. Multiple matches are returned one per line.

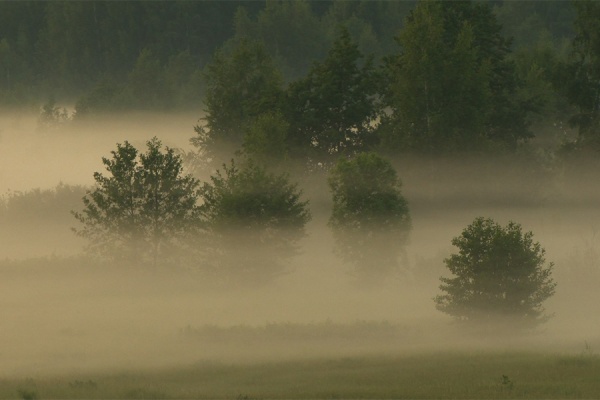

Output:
xmin=199 ymin=160 xmax=310 ymax=284
xmin=195 ymin=38 xmax=284 ymax=162
xmin=73 ymin=137 xmax=201 ymax=267
xmin=286 ymin=26 xmax=381 ymax=164
xmin=328 ymin=152 xmax=411 ymax=282
xmin=434 ymin=217 xmax=556 ymax=329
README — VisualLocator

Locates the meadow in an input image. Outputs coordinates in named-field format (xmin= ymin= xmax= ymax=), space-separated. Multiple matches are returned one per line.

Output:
xmin=2 ymin=351 xmax=600 ymax=399
xmin=2 ymin=111 xmax=600 ymax=399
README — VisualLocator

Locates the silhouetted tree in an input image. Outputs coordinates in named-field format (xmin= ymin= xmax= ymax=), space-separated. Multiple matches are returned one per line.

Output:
xmin=435 ymin=217 xmax=556 ymax=329
xmin=73 ymin=137 xmax=201 ymax=267
xmin=199 ymin=160 xmax=310 ymax=284
xmin=328 ymin=152 xmax=411 ymax=282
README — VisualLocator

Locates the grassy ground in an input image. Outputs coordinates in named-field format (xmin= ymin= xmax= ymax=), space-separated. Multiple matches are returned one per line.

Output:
xmin=2 ymin=351 xmax=600 ymax=399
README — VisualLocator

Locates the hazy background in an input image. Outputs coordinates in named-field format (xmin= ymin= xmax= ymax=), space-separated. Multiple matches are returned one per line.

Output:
xmin=1 ymin=110 xmax=599 ymax=378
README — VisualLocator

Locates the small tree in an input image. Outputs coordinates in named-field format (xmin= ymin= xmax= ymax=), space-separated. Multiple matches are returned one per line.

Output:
xmin=199 ymin=160 xmax=310 ymax=284
xmin=73 ymin=137 xmax=201 ymax=266
xmin=328 ymin=152 xmax=411 ymax=282
xmin=435 ymin=217 xmax=556 ymax=328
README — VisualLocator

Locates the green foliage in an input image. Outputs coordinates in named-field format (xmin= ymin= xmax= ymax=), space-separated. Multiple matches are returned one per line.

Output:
xmin=242 ymin=111 xmax=290 ymax=167
xmin=563 ymin=1 xmax=600 ymax=151
xmin=73 ymin=80 xmax=124 ymax=117
xmin=328 ymin=152 xmax=410 ymax=281
xmin=197 ymin=38 xmax=284 ymax=160
xmin=199 ymin=160 xmax=310 ymax=284
xmin=234 ymin=1 xmax=327 ymax=81
xmin=72 ymin=138 xmax=201 ymax=267
xmin=122 ymin=48 xmax=167 ymax=109
xmin=286 ymin=26 xmax=381 ymax=163
xmin=435 ymin=217 xmax=556 ymax=328
xmin=381 ymin=1 xmax=532 ymax=153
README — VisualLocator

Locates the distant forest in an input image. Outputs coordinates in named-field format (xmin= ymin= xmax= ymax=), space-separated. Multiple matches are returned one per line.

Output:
xmin=0 ymin=1 xmax=573 ymax=104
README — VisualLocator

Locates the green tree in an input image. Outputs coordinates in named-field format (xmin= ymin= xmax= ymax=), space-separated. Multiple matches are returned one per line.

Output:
xmin=563 ymin=1 xmax=600 ymax=151
xmin=286 ymin=26 xmax=380 ymax=163
xmin=73 ymin=137 xmax=201 ymax=267
xmin=381 ymin=1 xmax=532 ymax=153
xmin=328 ymin=152 xmax=411 ymax=282
xmin=242 ymin=111 xmax=290 ymax=168
xmin=234 ymin=0 xmax=327 ymax=81
xmin=199 ymin=160 xmax=310 ymax=284
xmin=195 ymin=38 xmax=284 ymax=162
xmin=123 ymin=48 xmax=166 ymax=109
xmin=435 ymin=217 xmax=556 ymax=329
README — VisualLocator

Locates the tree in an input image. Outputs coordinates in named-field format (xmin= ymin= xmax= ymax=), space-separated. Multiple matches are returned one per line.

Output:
xmin=242 ymin=111 xmax=290 ymax=168
xmin=233 ymin=1 xmax=327 ymax=81
xmin=122 ymin=48 xmax=166 ymax=109
xmin=381 ymin=1 xmax=533 ymax=153
xmin=434 ymin=217 xmax=556 ymax=329
xmin=563 ymin=1 xmax=600 ymax=151
xmin=286 ymin=26 xmax=381 ymax=164
xmin=73 ymin=137 xmax=202 ymax=267
xmin=328 ymin=152 xmax=411 ymax=282
xmin=199 ymin=160 xmax=310 ymax=284
xmin=194 ymin=38 xmax=284 ymax=162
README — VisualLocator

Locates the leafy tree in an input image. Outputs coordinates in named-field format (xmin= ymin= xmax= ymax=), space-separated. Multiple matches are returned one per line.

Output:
xmin=286 ymin=26 xmax=380 ymax=163
xmin=242 ymin=111 xmax=290 ymax=168
xmin=199 ymin=160 xmax=310 ymax=284
xmin=434 ymin=217 xmax=556 ymax=329
xmin=563 ymin=1 xmax=600 ymax=151
xmin=381 ymin=1 xmax=533 ymax=153
xmin=328 ymin=152 xmax=411 ymax=282
xmin=73 ymin=137 xmax=201 ymax=267
xmin=194 ymin=38 xmax=284 ymax=163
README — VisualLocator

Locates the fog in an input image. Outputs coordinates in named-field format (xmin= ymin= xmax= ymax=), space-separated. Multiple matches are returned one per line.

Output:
xmin=1 ymin=110 xmax=600 ymax=377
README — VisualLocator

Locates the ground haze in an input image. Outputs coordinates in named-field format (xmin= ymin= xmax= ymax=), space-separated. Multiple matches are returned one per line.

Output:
xmin=1 ymin=110 xmax=599 ymax=393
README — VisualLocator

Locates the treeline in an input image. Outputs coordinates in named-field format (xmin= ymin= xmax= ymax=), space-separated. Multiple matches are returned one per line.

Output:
xmin=0 ymin=1 xmax=575 ymax=117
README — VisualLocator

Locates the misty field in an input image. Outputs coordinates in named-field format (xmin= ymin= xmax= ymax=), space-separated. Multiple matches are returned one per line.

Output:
xmin=3 ymin=111 xmax=600 ymax=399
xmin=2 ymin=352 xmax=600 ymax=399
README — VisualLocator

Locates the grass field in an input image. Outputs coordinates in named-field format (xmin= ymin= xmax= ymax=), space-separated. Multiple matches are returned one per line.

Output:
xmin=2 ymin=351 xmax=599 ymax=399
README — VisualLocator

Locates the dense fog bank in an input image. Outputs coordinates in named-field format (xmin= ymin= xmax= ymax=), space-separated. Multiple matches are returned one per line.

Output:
xmin=1 ymin=111 xmax=599 ymax=376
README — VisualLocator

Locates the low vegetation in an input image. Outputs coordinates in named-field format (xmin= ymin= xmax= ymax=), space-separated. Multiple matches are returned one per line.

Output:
xmin=1 ymin=352 xmax=600 ymax=399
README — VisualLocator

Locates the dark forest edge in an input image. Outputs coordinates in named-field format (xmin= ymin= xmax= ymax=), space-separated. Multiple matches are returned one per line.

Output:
xmin=13 ymin=0 xmax=599 ymax=158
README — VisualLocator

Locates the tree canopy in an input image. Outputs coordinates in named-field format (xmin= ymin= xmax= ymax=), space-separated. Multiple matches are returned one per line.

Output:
xmin=199 ymin=160 xmax=310 ymax=284
xmin=328 ymin=152 xmax=411 ymax=282
xmin=435 ymin=217 xmax=556 ymax=329
xmin=380 ymin=1 xmax=533 ymax=153
xmin=286 ymin=26 xmax=380 ymax=163
xmin=72 ymin=138 xmax=201 ymax=267
xmin=194 ymin=38 xmax=284 ymax=162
